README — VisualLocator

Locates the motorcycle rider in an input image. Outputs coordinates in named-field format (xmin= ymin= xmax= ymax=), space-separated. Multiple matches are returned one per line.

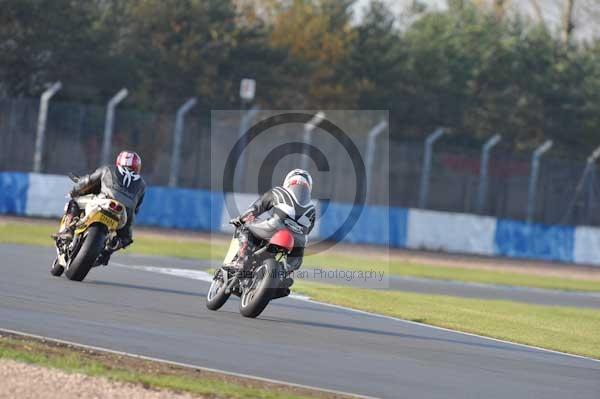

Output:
xmin=230 ymin=169 xmax=316 ymax=298
xmin=53 ymin=151 xmax=146 ymax=262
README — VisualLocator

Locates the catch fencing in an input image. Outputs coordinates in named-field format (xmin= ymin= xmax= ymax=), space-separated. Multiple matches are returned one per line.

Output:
xmin=0 ymin=96 xmax=599 ymax=227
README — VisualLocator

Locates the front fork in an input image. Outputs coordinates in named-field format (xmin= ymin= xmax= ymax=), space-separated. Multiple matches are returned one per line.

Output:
xmin=55 ymin=230 xmax=83 ymax=268
xmin=221 ymin=268 xmax=239 ymax=295
xmin=220 ymin=267 xmax=256 ymax=296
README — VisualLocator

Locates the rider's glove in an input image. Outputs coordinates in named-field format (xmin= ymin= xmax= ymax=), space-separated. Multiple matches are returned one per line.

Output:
xmin=229 ymin=214 xmax=256 ymax=227
xmin=242 ymin=214 xmax=256 ymax=224
xmin=229 ymin=217 xmax=243 ymax=227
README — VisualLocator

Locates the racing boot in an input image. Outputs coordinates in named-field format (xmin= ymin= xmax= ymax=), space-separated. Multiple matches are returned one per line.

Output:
xmin=271 ymin=277 xmax=294 ymax=299
xmin=271 ymin=287 xmax=291 ymax=299
xmin=232 ymin=231 xmax=254 ymax=279
xmin=95 ymin=236 xmax=129 ymax=268
xmin=282 ymin=276 xmax=294 ymax=288
xmin=51 ymin=214 xmax=76 ymax=241
xmin=95 ymin=250 xmax=112 ymax=267
xmin=52 ymin=200 xmax=80 ymax=241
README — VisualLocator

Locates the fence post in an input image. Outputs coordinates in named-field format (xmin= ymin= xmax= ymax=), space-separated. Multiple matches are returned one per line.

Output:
xmin=168 ymin=98 xmax=197 ymax=187
xmin=418 ymin=128 xmax=445 ymax=209
xmin=587 ymin=146 xmax=600 ymax=166
xmin=300 ymin=111 xmax=325 ymax=171
xmin=233 ymin=106 xmax=260 ymax=192
xmin=560 ymin=146 xmax=600 ymax=225
xmin=365 ymin=120 xmax=388 ymax=204
xmin=476 ymin=134 xmax=501 ymax=214
xmin=33 ymin=82 xmax=62 ymax=173
xmin=586 ymin=166 xmax=597 ymax=223
xmin=526 ymin=140 xmax=553 ymax=223
xmin=101 ymin=88 xmax=128 ymax=165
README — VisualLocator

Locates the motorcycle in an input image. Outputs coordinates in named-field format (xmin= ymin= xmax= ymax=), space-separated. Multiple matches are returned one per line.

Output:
xmin=206 ymin=225 xmax=294 ymax=318
xmin=50 ymin=175 xmax=128 ymax=282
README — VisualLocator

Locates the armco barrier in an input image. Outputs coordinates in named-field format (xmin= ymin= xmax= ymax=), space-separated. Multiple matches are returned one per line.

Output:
xmin=494 ymin=219 xmax=575 ymax=263
xmin=26 ymin=173 xmax=71 ymax=217
xmin=136 ymin=187 xmax=223 ymax=232
xmin=319 ymin=202 xmax=397 ymax=246
xmin=0 ymin=172 xmax=598 ymax=266
xmin=406 ymin=209 xmax=496 ymax=256
xmin=0 ymin=172 xmax=28 ymax=215
xmin=574 ymin=226 xmax=600 ymax=265
xmin=389 ymin=207 xmax=409 ymax=248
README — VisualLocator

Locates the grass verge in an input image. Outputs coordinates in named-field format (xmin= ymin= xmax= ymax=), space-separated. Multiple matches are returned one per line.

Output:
xmin=0 ymin=333 xmax=349 ymax=399
xmin=2 ymin=221 xmax=599 ymax=292
xmin=293 ymin=280 xmax=600 ymax=360
xmin=303 ymin=253 xmax=600 ymax=292
xmin=0 ymin=222 xmax=223 ymax=260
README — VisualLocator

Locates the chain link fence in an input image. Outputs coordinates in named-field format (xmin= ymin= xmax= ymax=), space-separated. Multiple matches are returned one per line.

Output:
xmin=0 ymin=97 xmax=598 ymax=226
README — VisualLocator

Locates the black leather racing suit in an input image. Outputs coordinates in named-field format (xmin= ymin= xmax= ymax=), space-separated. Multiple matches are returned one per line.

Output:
xmin=69 ymin=165 xmax=146 ymax=243
xmin=238 ymin=186 xmax=316 ymax=271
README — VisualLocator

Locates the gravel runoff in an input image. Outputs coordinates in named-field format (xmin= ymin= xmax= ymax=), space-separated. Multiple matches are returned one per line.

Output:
xmin=0 ymin=359 xmax=202 ymax=399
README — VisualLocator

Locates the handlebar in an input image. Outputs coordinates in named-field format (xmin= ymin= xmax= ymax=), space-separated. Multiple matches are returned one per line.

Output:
xmin=68 ymin=173 xmax=80 ymax=183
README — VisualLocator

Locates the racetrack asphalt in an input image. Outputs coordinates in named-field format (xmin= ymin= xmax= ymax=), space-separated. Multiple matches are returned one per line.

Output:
xmin=1 ymin=243 xmax=599 ymax=399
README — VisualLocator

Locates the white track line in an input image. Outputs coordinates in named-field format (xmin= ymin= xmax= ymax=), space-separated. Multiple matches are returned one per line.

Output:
xmin=0 ymin=327 xmax=376 ymax=399
xmin=113 ymin=263 xmax=600 ymax=364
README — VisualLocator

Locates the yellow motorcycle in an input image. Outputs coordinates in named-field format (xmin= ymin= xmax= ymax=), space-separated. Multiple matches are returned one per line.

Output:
xmin=51 ymin=182 xmax=127 ymax=281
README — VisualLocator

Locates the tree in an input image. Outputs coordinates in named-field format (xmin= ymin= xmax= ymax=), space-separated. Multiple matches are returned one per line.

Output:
xmin=268 ymin=0 xmax=357 ymax=107
xmin=0 ymin=0 xmax=110 ymax=99
xmin=472 ymin=0 xmax=511 ymax=21
xmin=351 ymin=1 xmax=405 ymax=112
xmin=114 ymin=0 xmax=239 ymax=109
xmin=562 ymin=0 xmax=576 ymax=46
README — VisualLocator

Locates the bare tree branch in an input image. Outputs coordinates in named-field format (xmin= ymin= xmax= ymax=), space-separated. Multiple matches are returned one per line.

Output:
xmin=562 ymin=0 xmax=576 ymax=45
xmin=529 ymin=0 xmax=545 ymax=24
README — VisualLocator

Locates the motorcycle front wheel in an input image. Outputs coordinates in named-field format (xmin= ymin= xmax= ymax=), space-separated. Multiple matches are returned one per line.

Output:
xmin=50 ymin=257 xmax=64 ymax=277
xmin=65 ymin=224 xmax=107 ymax=282
xmin=206 ymin=269 xmax=231 ymax=311
xmin=239 ymin=258 xmax=280 ymax=318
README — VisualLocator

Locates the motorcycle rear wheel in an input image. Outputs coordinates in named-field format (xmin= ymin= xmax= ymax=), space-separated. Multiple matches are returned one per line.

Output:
xmin=206 ymin=269 xmax=231 ymax=311
xmin=239 ymin=258 xmax=280 ymax=318
xmin=65 ymin=224 xmax=107 ymax=282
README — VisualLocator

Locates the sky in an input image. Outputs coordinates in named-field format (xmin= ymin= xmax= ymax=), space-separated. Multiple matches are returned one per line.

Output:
xmin=352 ymin=0 xmax=600 ymax=42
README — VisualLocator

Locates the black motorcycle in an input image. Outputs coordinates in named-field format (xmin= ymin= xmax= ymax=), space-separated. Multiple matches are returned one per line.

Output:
xmin=206 ymin=226 xmax=294 ymax=318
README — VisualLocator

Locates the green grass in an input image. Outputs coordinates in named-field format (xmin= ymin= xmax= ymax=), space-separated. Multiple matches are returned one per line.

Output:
xmin=1 ymin=221 xmax=599 ymax=292
xmin=0 ymin=338 xmax=325 ymax=399
xmin=293 ymin=280 xmax=600 ymax=359
xmin=0 ymin=222 xmax=56 ymax=247
xmin=0 ymin=221 xmax=226 ymax=260
xmin=303 ymin=252 xmax=600 ymax=292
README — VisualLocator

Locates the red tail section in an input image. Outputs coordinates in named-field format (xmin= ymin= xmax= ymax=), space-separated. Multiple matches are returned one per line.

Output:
xmin=269 ymin=229 xmax=294 ymax=253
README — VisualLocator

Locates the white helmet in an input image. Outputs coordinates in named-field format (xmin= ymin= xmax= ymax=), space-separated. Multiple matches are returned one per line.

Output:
xmin=283 ymin=169 xmax=313 ymax=205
